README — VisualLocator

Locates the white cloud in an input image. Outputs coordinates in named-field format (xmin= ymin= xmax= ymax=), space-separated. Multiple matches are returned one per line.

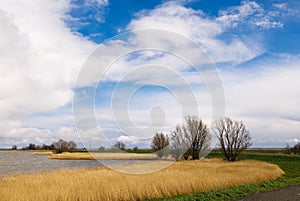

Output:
xmin=216 ymin=0 xmax=294 ymax=30
xmin=223 ymin=58 xmax=300 ymax=118
xmin=219 ymin=55 xmax=300 ymax=147
xmin=127 ymin=2 xmax=263 ymax=65
xmin=217 ymin=1 xmax=261 ymax=28
xmin=117 ymin=135 xmax=140 ymax=145
xmin=0 ymin=0 xmax=299 ymax=149
xmin=272 ymin=3 xmax=287 ymax=10
xmin=77 ymin=52 xmax=300 ymax=148
xmin=68 ymin=0 xmax=109 ymax=26
xmin=0 ymin=0 xmax=96 ymax=117
xmin=0 ymin=0 xmax=101 ymax=145
xmin=287 ymin=138 xmax=300 ymax=145
xmin=0 ymin=126 xmax=54 ymax=147
xmin=0 ymin=125 xmax=90 ymax=148
xmin=86 ymin=0 xmax=108 ymax=6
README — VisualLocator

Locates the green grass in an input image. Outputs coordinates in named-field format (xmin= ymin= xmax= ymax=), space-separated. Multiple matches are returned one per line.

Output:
xmin=147 ymin=151 xmax=300 ymax=201
xmin=125 ymin=149 xmax=155 ymax=154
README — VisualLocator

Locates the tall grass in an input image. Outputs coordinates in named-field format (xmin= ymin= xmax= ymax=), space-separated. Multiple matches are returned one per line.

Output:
xmin=151 ymin=152 xmax=300 ymax=201
xmin=0 ymin=159 xmax=283 ymax=201
xmin=49 ymin=152 xmax=158 ymax=160
xmin=33 ymin=151 xmax=53 ymax=155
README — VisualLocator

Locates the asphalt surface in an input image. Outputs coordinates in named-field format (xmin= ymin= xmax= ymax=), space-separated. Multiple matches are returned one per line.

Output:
xmin=235 ymin=185 xmax=300 ymax=201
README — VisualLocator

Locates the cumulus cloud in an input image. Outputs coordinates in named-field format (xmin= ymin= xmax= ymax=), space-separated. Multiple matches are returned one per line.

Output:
xmin=0 ymin=0 xmax=99 ymax=147
xmin=117 ymin=135 xmax=140 ymax=145
xmin=127 ymin=1 xmax=263 ymax=64
xmin=0 ymin=0 xmax=96 ymax=116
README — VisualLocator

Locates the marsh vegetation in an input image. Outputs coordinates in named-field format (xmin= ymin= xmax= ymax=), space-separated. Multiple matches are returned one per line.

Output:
xmin=0 ymin=159 xmax=283 ymax=201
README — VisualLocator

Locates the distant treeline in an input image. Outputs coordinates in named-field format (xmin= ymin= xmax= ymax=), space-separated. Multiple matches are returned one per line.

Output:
xmin=20 ymin=139 xmax=78 ymax=153
xmin=285 ymin=142 xmax=300 ymax=155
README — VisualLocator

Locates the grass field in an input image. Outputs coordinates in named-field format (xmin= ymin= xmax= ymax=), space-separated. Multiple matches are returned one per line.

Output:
xmin=148 ymin=151 xmax=300 ymax=201
xmin=0 ymin=159 xmax=283 ymax=201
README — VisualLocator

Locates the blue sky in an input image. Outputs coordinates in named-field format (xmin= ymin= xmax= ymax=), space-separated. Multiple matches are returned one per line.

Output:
xmin=67 ymin=0 xmax=300 ymax=54
xmin=0 ymin=0 xmax=300 ymax=149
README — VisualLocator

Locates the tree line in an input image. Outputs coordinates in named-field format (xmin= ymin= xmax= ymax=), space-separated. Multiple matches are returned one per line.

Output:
xmin=284 ymin=143 xmax=300 ymax=155
xmin=18 ymin=139 xmax=77 ymax=153
xmin=151 ymin=116 xmax=252 ymax=162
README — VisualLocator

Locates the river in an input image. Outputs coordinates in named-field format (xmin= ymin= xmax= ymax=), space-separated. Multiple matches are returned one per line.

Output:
xmin=0 ymin=151 xmax=102 ymax=176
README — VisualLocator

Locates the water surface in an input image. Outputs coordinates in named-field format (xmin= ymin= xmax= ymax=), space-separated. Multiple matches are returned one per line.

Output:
xmin=0 ymin=151 xmax=102 ymax=176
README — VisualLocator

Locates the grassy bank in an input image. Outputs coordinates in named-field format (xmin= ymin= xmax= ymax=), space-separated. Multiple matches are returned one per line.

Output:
xmin=148 ymin=152 xmax=300 ymax=201
xmin=0 ymin=159 xmax=283 ymax=201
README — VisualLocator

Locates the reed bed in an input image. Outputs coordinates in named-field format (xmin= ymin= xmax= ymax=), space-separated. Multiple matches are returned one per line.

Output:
xmin=0 ymin=159 xmax=284 ymax=201
xmin=33 ymin=151 xmax=53 ymax=155
xmin=49 ymin=152 xmax=158 ymax=160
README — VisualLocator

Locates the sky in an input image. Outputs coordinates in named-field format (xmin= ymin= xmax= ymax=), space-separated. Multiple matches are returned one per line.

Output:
xmin=0 ymin=0 xmax=300 ymax=149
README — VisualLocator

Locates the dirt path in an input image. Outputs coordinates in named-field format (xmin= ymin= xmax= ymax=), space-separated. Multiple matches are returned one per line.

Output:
xmin=235 ymin=185 xmax=300 ymax=201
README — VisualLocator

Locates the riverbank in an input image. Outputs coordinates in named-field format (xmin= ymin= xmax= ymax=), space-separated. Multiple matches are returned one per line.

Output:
xmin=0 ymin=159 xmax=283 ymax=201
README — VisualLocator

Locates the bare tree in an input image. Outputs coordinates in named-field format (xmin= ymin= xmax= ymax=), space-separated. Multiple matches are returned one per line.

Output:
xmin=114 ymin=141 xmax=126 ymax=150
xmin=283 ymin=143 xmax=291 ymax=154
xmin=184 ymin=116 xmax=210 ymax=160
xmin=68 ymin=141 xmax=77 ymax=152
xmin=170 ymin=125 xmax=188 ymax=160
xmin=291 ymin=142 xmax=300 ymax=155
xmin=53 ymin=139 xmax=69 ymax=153
xmin=171 ymin=116 xmax=211 ymax=160
xmin=213 ymin=117 xmax=252 ymax=162
xmin=151 ymin=133 xmax=169 ymax=158
xmin=98 ymin=146 xmax=105 ymax=151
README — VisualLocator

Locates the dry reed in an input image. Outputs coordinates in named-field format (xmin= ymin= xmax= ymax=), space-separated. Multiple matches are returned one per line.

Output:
xmin=0 ymin=159 xmax=284 ymax=201
xmin=49 ymin=152 xmax=158 ymax=160
xmin=33 ymin=151 xmax=53 ymax=155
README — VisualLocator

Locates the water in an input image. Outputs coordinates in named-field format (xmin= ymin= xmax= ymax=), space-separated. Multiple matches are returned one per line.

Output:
xmin=0 ymin=151 xmax=103 ymax=176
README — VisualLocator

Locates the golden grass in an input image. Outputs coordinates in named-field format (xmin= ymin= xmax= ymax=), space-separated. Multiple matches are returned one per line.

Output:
xmin=0 ymin=159 xmax=284 ymax=201
xmin=33 ymin=151 xmax=53 ymax=155
xmin=49 ymin=152 xmax=158 ymax=160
